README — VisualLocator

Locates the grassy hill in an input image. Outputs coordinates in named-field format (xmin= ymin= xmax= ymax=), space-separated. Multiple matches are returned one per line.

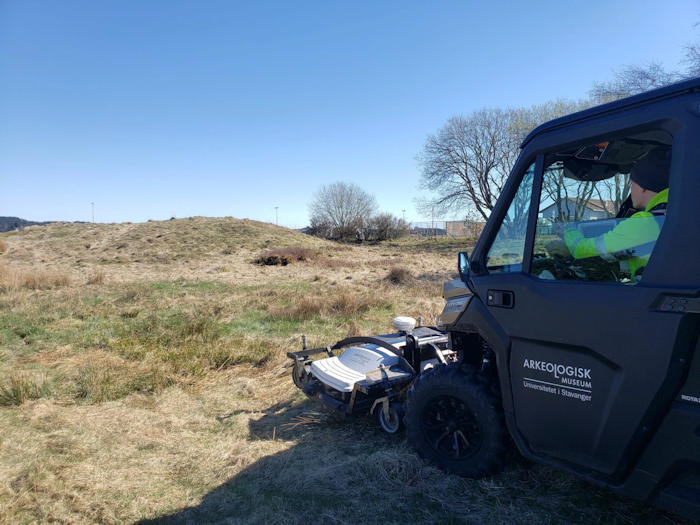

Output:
xmin=0 ymin=218 xmax=680 ymax=524
xmin=1 ymin=216 xmax=330 ymax=265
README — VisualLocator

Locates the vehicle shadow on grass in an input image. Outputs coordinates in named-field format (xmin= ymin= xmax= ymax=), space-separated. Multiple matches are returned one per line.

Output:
xmin=140 ymin=399 xmax=688 ymax=525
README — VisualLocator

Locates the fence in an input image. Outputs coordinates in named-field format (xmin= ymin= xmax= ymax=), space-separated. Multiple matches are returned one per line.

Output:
xmin=409 ymin=220 xmax=484 ymax=239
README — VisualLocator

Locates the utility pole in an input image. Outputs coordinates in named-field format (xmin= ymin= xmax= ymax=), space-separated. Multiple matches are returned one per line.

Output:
xmin=275 ymin=206 xmax=279 ymax=226
xmin=91 ymin=202 xmax=94 ymax=223
xmin=402 ymin=209 xmax=406 ymax=222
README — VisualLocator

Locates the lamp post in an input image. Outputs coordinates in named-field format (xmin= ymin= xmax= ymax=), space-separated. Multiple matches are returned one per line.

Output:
xmin=91 ymin=202 xmax=94 ymax=223
xmin=275 ymin=206 xmax=279 ymax=226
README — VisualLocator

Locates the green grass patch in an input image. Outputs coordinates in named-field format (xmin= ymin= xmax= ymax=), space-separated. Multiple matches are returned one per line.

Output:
xmin=0 ymin=279 xmax=411 ymax=403
xmin=0 ymin=372 xmax=52 ymax=406
xmin=74 ymin=362 xmax=173 ymax=403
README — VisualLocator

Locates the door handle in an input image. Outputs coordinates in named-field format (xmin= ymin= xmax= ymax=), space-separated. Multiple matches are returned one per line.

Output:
xmin=487 ymin=289 xmax=514 ymax=308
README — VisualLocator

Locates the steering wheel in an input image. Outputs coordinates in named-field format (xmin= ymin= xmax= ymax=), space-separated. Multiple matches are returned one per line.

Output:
xmin=535 ymin=240 xmax=623 ymax=282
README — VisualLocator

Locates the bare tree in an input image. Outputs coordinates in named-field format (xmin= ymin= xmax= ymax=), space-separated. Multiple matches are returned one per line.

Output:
xmin=591 ymin=27 xmax=700 ymax=103
xmin=418 ymin=101 xmax=590 ymax=222
xmin=417 ymin=109 xmax=517 ymax=222
xmin=308 ymin=182 xmax=377 ymax=241
xmin=590 ymin=63 xmax=680 ymax=103
xmin=507 ymin=99 xmax=592 ymax=143
xmin=365 ymin=213 xmax=409 ymax=241
xmin=683 ymin=42 xmax=700 ymax=77
xmin=596 ymin=173 xmax=630 ymax=216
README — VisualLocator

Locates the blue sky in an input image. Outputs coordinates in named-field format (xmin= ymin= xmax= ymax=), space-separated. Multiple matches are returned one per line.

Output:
xmin=1 ymin=1 xmax=698 ymax=227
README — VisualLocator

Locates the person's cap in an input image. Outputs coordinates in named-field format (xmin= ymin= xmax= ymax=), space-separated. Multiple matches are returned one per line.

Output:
xmin=630 ymin=148 xmax=671 ymax=193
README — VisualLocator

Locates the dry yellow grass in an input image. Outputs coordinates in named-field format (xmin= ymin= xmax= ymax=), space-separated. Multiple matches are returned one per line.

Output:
xmin=86 ymin=269 xmax=105 ymax=285
xmin=0 ymin=372 xmax=51 ymax=406
xmin=0 ymin=238 xmax=7 ymax=254
xmin=0 ymin=264 xmax=70 ymax=290
xmin=22 ymin=270 xmax=70 ymax=289
xmin=0 ymin=219 xmax=679 ymax=524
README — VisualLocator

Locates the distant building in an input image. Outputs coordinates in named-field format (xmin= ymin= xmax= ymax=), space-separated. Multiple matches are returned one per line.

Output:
xmin=445 ymin=220 xmax=485 ymax=238
xmin=540 ymin=198 xmax=616 ymax=221
xmin=412 ymin=226 xmax=447 ymax=237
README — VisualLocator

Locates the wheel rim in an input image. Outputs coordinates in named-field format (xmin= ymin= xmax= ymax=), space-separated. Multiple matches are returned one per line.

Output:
xmin=421 ymin=395 xmax=482 ymax=460
xmin=379 ymin=407 xmax=400 ymax=433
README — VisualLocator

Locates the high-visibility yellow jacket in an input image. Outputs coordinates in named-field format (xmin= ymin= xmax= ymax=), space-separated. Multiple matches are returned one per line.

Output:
xmin=564 ymin=188 xmax=668 ymax=279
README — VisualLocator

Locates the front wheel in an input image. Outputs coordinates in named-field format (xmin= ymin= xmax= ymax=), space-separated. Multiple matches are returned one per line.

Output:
xmin=404 ymin=365 xmax=508 ymax=477
xmin=377 ymin=402 xmax=403 ymax=434
xmin=291 ymin=363 xmax=304 ymax=389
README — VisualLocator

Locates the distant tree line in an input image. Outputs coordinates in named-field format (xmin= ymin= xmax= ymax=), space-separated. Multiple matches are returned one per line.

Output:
xmin=0 ymin=217 xmax=52 ymax=233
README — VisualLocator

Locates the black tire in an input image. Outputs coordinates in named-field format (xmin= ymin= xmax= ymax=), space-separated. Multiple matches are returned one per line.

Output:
xmin=291 ymin=364 xmax=314 ymax=399
xmin=291 ymin=363 xmax=304 ymax=389
xmin=404 ymin=364 xmax=508 ymax=477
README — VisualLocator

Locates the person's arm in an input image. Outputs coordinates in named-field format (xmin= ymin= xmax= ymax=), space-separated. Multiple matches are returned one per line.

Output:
xmin=563 ymin=228 xmax=598 ymax=259
xmin=564 ymin=211 xmax=661 ymax=260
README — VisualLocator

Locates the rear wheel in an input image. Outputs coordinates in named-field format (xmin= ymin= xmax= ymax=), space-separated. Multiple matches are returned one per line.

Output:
xmin=405 ymin=364 xmax=507 ymax=477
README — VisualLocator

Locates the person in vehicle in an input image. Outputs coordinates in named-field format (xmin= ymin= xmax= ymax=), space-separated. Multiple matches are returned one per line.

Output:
xmin=563 ymin=148 xmax=670 ymax=279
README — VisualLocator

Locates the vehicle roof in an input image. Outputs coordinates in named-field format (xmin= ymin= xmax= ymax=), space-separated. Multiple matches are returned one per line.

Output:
xmin=521 ymin=76 xmax=700 ymax=148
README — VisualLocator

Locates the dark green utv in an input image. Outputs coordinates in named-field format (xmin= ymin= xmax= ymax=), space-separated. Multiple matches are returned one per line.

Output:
xmin=409 ymin=76 xmax=700 ymax=520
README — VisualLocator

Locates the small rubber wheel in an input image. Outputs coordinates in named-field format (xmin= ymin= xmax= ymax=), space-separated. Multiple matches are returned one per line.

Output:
xmin=291 ymin=364 xmax=304 ymax=389
xmin=405 ymin=364 xmax=508 ymax=477
xmin=377 ymin=403 xmax=403 ymax=434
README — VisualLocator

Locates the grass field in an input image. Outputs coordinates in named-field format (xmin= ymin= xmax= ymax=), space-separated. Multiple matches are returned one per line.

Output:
xmin=0 ymin=218 xmax=687 ymax=524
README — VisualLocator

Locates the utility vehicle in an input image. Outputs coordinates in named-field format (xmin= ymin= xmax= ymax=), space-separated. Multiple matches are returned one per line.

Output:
xmin=290 ymin=77 xmax=700 ymax=519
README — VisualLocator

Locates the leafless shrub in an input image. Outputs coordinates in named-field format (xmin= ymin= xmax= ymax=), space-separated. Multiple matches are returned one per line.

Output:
xmin=387 ymin=265 xmax=412 ymax=285
xmin=364 ymin=213 xmax=410 ymax=241
xmin=254 ymin=247 xmax=316 ymax=266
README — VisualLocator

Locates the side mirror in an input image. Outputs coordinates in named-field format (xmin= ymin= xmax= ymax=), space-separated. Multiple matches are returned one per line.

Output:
xmin=458 ymin=251 xmax=470 ymax=281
